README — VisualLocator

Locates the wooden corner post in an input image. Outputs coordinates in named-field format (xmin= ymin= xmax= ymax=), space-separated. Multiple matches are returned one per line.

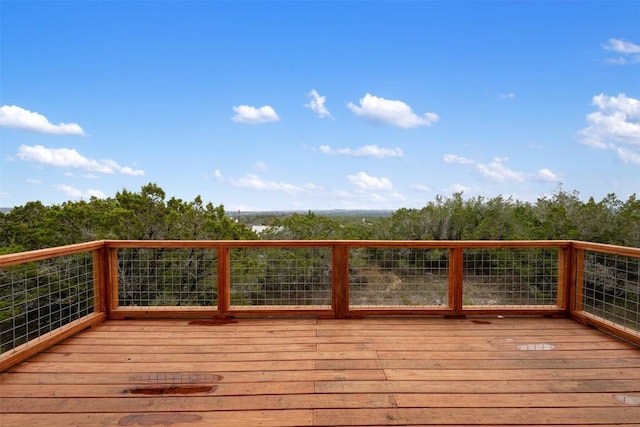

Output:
xmin=106 ymin=247 xmax=121 ymax=319
xmin=93 ymin=245 xmax=108 ymax=314
xmin=332 ymin=244 xmax=349 ymax=319
xmin=571 ymin=248 xmax=585 ymax=313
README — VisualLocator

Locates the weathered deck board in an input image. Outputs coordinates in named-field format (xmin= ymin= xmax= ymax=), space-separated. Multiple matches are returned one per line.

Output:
xmin=315 ymin=379 xmax=640 ymax=394
xmin=313 ymin=408 xmax=640 ymax=425
xmin=1 ymin=316 xmax=639 ymax=426
xmin=0 ymin=411 xmax=314 ymax=427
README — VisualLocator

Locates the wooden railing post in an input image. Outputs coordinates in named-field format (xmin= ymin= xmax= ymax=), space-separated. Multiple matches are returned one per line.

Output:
xmin=107 ymin=247 xmax=120 ymax=317
xmin=93 ymin=245 xmax=108 ymax=314
xmin=571 ymin=248 xmax=585 ymax=313
xmin=217 ymin=246 xmax=230 ymax=315
xmin=448 ymin=247 xmax=464 ymax=316
xmin=332 ymin=244 xmax=349 ymax=319
xmin=556 ymin=245 xmax=572 ymax=313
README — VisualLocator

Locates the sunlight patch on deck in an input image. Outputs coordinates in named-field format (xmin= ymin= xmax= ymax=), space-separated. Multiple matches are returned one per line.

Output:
xmin=516 ymin=343 xmax=556 ymax=351
xmin=129 ymin=373 xmax=222 ymax=384
xmin=118 ymin=413 xmax=202 ymax=426
xmin=614 ymin=394 xmax=640 ymax=405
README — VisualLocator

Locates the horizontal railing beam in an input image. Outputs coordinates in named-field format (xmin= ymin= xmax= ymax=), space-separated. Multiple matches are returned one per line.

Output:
xmin=102 ymin=239 xmax=574 ymax=249
xmin=572 ymin=240 xmax=640 ymax=257
xmin=0 ymin=240 xmax=106 ymax=267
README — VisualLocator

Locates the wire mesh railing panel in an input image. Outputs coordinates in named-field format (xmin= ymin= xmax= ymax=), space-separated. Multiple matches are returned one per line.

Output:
xmin=117 ymin=248 xmax=218 ymax=307
xmin=229 ymin=247 xmax=332 ymax=308
xmin=349 ymin=248 xmax=449 ymax=308
xmin=0 ymin=252 xmax=95 ymax=354
xmin=580 ymin=251 xmax=639 ymax=332
xmin=462 ymin=248 xmax=558 ymax=307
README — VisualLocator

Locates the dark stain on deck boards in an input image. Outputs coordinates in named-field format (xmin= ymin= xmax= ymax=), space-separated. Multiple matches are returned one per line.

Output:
xmin=125 ymin=385 xmax=215 ymax=395
xmin=129 ymin=373 xmax=223 ymax=384
xmin=118 ymin=413 xmax=202 ymax=426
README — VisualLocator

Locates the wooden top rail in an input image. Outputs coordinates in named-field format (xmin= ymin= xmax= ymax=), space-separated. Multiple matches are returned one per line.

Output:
xmin=102 ymin=239 xmax=574 ymax=249
xmin=0 ymin=240 xmax=106 ymax=268
xmin=572 ymin=240 xmax=640 ymax=257
xmin=0 ymin=239 xmax=582 ymax=266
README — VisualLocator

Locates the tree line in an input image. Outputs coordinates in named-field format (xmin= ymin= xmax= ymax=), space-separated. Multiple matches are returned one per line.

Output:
xmin=2 ymin=183 xmax=638 ymax=353
xmin=1 ymin=183 xmax=639 ymax=252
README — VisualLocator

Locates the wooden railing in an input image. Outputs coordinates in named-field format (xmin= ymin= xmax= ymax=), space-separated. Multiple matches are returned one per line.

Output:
xmin=0 ymin=241 xmax=107 ymax=371
xmin=1 ymin=240 xmax=639 ymax=370
xmin=570 ymin=241 xmax=640 ymax=345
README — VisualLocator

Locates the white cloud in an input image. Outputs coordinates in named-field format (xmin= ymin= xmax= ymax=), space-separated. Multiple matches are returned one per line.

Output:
xmin=347 ymin=171 xmax=393 ymax=191
xmin=231 ymin=105 xmax=279 ymax=124
xmin=616 ymin=146 xmax=640 ymax=164
xmin=476 ymin=157 xmax=526 ymax=182
xmin=347 ymin=93 xmax=439 ymax=128
xmin=579 ymin=93 xmax=640 ymax=164
xmin=320 ymin=144 xmax=403 ymax=158
xmin=119 ymin=166 xmax=145 ymax=177
xmin=446 ymin=153 xmax=559 ymax=183
xmin=604 ymin=38 xmax=640 ymax=54
xmin=603 ymin=38 xmax=640 ymax=64
xmin=303 ymin=182 xmax=324 ymax=191
xmin=604 ymin=57 xmax=633 ymax=65
xmin=443 ymin=154 xmax=474 ymax=164
xmin=445 ymin=183 xmax=473 ymax=194
xmin=499 ymin=93 xmax=516 ymax=100
xmin=87 ymin=189 xmax=107 ymax=198
xmin=592 ymin=93 xmax=640 ymax=120
xmin=534 ymin=168 xmax=559 ymax=182
xmin=214 ymin=169 xmax=223 ymax=181
xmin=0 ymin=192 xmax=8 ymax=199
xmin=253 ymin=161 xmax=267 ymax=171
xmin=55 ymin=184 xmax=106 ymax=199
xmin=17 ymin=145 xmax=145 ymax=175
xmin=26 ymin=178 xmax=42 ymax=184
xmin=411 ymin=184 xmax=430 ymax=192
xmin=0 ymin=105 xmax=85 ymax=135
xmin=233 ymin=174 xmax=309 ymax=194
xmin=478 ymin=158 xmax=559 ymax=182
xmin=305 ymin=89 xmax=331 ymax=118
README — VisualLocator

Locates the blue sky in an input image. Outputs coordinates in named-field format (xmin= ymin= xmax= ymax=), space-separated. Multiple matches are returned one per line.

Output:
xmin=1 ymin=1 xmax=639 ymax=211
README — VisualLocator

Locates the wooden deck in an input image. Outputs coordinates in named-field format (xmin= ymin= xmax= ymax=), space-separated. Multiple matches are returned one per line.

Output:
xmin=1 ymin=317 xmax=639 ymax=426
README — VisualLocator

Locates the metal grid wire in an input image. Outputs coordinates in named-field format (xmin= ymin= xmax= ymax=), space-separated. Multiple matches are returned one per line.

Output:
xmin=118 ymin=248 xmax=218 ymax=307
xmin=580 ymin=251 xmax=640 ymax=332
xmin=229 ymin=247 xmax=332 ymax=308
xmin=462 ymin=248 xmax=558 ymax=306
xmin=1 ymin=252 xmax=95 ymax=354
xmin=349 ymin=248 xmax=449 ymax=308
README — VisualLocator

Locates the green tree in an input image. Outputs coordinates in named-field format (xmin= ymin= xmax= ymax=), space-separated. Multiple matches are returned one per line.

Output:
xmin=534 ymin=188 xmax=581 ymax=240
xmin=112 ymin=183 xmax=169 ymax=239
xmin=263 ymin=211 xmax=358 ymax=240
xmin=616 ymin=194 xmax=640 ymax=247
xmin=0 ymin=201 xmax=56 ymax=250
